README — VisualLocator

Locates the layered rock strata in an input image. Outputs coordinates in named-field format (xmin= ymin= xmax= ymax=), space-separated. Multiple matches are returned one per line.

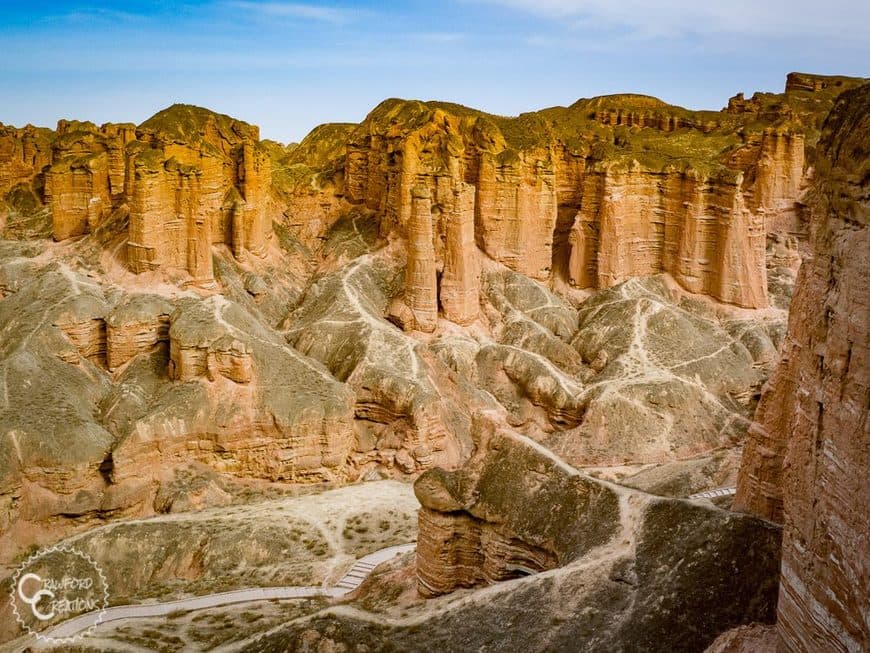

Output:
xmin=3 ymin=74 xmax=864 ymax=310
xmin=0 ymin=252 xmax=359 ymax=568
xmin=126 ymin=107 xmax=274 ymax=282
xmin=0 ymin=123 xmax=53 ymax=198
xmin=109 ymin=294 xmax=355 ymax=484
xmin=566 ymin=166 xmax=768 ymax=308
xmin=414 ymin=415 xmax=619 ymax=596
xmin=256 ymin=413 xmax=782 ymax=652
xmin=402 ymin=185 xmax=438 ymax=332
xmin=735 ymin=83 xmax=870 ymax=652
xmin=105 ymin=295 xmax=172 ymax=371
xmin=44 ymin=121 xmax=136 ymax=240
xmin=439 ymin=182 xmax=480 ymax=323
xmin=1 ymin=107 xmax=274 ymax=283
xmin=328 ymin=75 xmax=863 ymax=315
xmin=1 ymin=78 xmax=867 ymax=634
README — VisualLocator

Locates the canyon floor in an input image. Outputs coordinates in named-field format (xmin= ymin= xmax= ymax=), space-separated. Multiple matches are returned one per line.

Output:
xmin=1 ymin=73 xmax=866 ymax=652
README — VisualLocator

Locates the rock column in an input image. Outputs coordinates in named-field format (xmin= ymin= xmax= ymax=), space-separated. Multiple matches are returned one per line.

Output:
xmin=405 ymin=185 xmax=438 ymax=332
xmin=440 ymin=182 xmax=479 ymax=324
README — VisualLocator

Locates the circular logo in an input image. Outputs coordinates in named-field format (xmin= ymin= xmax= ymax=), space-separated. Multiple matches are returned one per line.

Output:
xmin=9 ymin=544 xmax=109 ymax=643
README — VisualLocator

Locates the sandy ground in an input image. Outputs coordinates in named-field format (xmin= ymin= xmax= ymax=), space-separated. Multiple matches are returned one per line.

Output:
xmin=1 ymin=480 xmax=419 ymax=652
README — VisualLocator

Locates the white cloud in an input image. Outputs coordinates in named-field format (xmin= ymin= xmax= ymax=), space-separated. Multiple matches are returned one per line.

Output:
xmin=45 ymin=7 xmax=151 ymax=25
xmin=226 ymin=1 xmax=361 ymax=23
xmin=478 ymin=0 xmax=870 ymax=41
xmin=413 ymin=32 xmax=466 ymax=44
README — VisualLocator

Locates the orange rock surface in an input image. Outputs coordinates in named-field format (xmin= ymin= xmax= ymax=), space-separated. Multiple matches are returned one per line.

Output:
xmin=2 ymin=74 xmax=864 ymax=309
xmin=404 ymin=185 xmax=438 ymax=332
xmin=735 ymin=82 xmax=869 ymax=652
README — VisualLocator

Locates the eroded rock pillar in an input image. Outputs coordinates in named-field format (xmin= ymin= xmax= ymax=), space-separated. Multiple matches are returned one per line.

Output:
xmin=440 ymin=182 xmax=479 ymax=324
xmin=405 ymin=185 xmax=438 ymax=332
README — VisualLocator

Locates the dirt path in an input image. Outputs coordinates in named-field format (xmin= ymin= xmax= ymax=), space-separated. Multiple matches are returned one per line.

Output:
xmin=27 ymin=543 xmax=416 ymax=644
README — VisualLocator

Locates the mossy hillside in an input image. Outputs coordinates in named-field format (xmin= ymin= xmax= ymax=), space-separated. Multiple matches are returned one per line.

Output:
xmin=138 ymin=103 xmax=258 ymax=146
xmin=48 ymin=150 xmax=109 ymax=175
xmin=0 ymin=267 xmax=115 ymax=483
xmin=268 ymin=123 xmax=355 ymax=198
xmin=417 ymin=427 xmax=622 ymax=564
xmin=127 ymin=141 xmax=170 ymax=173
xmin=336 ymin=75 xmax=865 ymax=178
xmin=270 ymin=162 xmax=322 ymax=197
xmin=361 ymin=93 xmax=744 ymax=173
xmin=469 ymin=434 xmax=621 ymax=561
xmin=3 ymin=182 xmax=42 ymax=214
xmin=286 ymin=122 xmax=355 ymax=168
xmin=53 ymin=127 xmax=105 ymax=154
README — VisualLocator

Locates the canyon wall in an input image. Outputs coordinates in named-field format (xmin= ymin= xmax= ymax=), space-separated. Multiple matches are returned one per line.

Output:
xmin=127 ymin=108 xmax=273 ymax=282
xmin=403 ymin=412 xmax=783 ymax=652
xmin=566 ymin=165 xmax=769 ymax=308
xmin=331 ymin=75 xmax=861 ymax=320
xmin=734 ymin=83 xmax=869 ymax=652
xmin=1 ymin=106 xmax=274 ymax=283
xmin=0 ymin=123 xmax=53 ymax=197
xmin=44 ymin=120 xmax=136 ymax=240
xmin=3 ymin=74 xmax=863 ymax=308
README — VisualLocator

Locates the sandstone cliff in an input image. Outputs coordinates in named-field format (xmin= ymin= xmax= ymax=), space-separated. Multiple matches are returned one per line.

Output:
xmin=1 ymin=74 xmax=863 ymax=306
xmin=734 ymin=83 xmax=869 ymax=651
xmin=246 ymin=412 xmax=782 ymax=652
xmin=315 ymin=74 xmax=862 ymax=317
xmin=0 ymin=75 xmax=866 ymax=619
xmin=127 ymin=106 xmax=273 ymax=282
xmin=1 ymin=106 xmax=274 ymax=284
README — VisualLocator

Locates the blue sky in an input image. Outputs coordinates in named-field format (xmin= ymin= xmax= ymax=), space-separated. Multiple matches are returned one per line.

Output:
xmin=1 ymin=0 xmax=868 ymax=143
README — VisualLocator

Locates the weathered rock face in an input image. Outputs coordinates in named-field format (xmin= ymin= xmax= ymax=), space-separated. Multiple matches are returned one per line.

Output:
xmin=3 ymin=74 xmax=862 ymax=305
xmin=735 ymin=83 xmax=869 ymax=652
xmin=704 ymin=624 xmax=778 ymax=653
xmin=254 ymin=413 xmax=781 ymax=652
xmin=2 ymin=106 xmax=275 ymax=284
xmin=0 ymin=245 xmax=356 ymax=564
xmin=52 ymin=293 xmax=109 ymax=367
xmin=106 ymin=295 xmax=172 ymax=371
xmin=440 ymin=181 xmax=480 ymax=323
xmin=110 ymin=294 xmax=356 ymax=485
xmin=44 ymin=121 xmax=136 ymax=240
xmin=284 ymin=253 xmax=473 ymax=476
xmin=304 ymin=74 xmax=863 ymax=317
xmin=402 ymin=185 xmax=438 ymax=332
xmin=567 ymin=165 xmax=768 ymax=308
xmin=0 ymin=123 xmax=53 ymax=198
xmin=127 ymin=152 xmax=217 ymax=282
xmin=126 ymin=106 xmax=274 ymax=281
xmin=415 ymin=414 xmax=620 ymax=596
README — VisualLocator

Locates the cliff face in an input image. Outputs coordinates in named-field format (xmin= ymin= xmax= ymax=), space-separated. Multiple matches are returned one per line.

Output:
xmin=0 ymin=123 xmax=53 ymax=198
xmin=356 ymin=411 xmax=782 ymax=652
xmin=1 ymin=74 xmax=862 ymax=305
xmin=1 ymin=106 xmax=274 ymax=284
xmin=126 ymin=107 xmax=273 ymax=282
xmin=734 ymin=83 xmax=869 ymax=652
xmin=285 ymin=74 xmax=862 ymax=320
xmin=566 ymin=165 xmax=768 ymax=308
xmin=44 ymin=120 xmax=136 ymax=240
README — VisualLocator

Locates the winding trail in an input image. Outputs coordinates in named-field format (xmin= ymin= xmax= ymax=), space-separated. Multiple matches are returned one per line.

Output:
xmin=33 ymin=543 xmax=416 ymax=642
